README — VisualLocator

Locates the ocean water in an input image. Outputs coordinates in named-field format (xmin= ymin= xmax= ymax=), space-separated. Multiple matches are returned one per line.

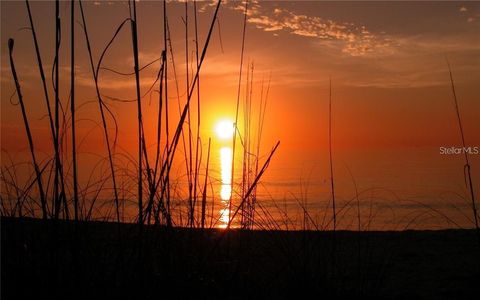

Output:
xmin=107 ymin=146 xmax=479 ymax=230
xmin=252 ymin=146 xmax=480 ymax=230
xmin=2 ymin=146 xmax=478 ymax=231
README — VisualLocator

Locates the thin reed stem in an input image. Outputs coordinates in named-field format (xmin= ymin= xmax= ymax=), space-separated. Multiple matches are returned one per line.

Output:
xmin=193 ymin=0 xmax=201 ymax=228
xmin=229 ymin=0 xmax=249 ymax=225
xmin=447 ymin=61 xmax=479 ymax=241
xmin=54 ymin=0 xmax=60 ymax=218
xmin=130 ymin=0 xmax=144 ymax=226
xmin=227 ymin=141 xmax=280 ymax=229
xmin=163 ymin=1 xmax=171 ymax=225
xmin=154 ymin=0 xmax=221 ymax=219
xmin=329 ymin=77 xmax=336 ymax=231
xmin=184 ymin=0 xmax=194 ymax=227
xmin=201 ymin=138 xmax=211 ymax=229
xmin=25 ymin=0 xmax=60 ymax=218
xmin=71 ymin=0 xmax=79 ymax=221
xmin=8 ymin=38 xmax=47 ymax=219
xmin=53 ymin=0 xmax=69 ymax=220
xmin=78 ymin=0 xmax=120 ymax=222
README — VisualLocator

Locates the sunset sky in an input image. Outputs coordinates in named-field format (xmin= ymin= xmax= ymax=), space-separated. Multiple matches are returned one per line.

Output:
xmin=1 ymin=0 xmax=479 ymax=229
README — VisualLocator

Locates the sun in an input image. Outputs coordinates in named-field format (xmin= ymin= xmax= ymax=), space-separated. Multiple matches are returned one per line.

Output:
xmin=215 ymin=120 xmax=234 ymax=140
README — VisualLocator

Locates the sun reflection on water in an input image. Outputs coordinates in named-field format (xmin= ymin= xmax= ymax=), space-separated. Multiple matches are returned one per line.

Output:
xmin=218 ymin=207 xmax=230 ymax=229
xmin=219 ymin=146 xmax=232 ymax=228
xmin=216 ymin=120 xmax=234 ymax=228
xmin=220 ymin=147 xmax=232 ymax=200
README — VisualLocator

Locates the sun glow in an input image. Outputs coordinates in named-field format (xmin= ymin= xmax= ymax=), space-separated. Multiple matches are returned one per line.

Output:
xmin=215 ymin=120 xmax=234 ymax=140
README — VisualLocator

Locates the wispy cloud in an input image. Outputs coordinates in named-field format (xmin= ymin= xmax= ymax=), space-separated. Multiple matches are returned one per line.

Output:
xmin=92 ymin=0 xmax=115 ymax=6
xmin=227 ymin=1 xmax=393 ymax=57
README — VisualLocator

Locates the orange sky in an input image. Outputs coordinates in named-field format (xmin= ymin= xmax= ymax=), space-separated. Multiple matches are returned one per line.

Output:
xmin=1 ymin=0 xmax=479 ymax=229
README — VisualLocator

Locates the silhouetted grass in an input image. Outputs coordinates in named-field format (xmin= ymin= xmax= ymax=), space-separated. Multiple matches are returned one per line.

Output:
xmin=2 ymin=217 xmax=479 ymax=299
xmin=7 ymin=40 xmax=47 ymax=219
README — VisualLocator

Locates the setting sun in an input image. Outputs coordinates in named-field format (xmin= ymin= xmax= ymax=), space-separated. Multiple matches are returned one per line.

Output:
xmin=215 ymin=120 xmax=234 ymax=140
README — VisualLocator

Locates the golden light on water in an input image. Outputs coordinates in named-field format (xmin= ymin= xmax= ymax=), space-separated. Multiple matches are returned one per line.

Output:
xmin=219 ymin=146 xmax=232 ymax=226
xmin=220 ymin=146 xmax=233 ymax=199
xmin=220 ymin=184 xmax=232 ymax=201
xmin=216 ymin=119 xmax=234 ymax=228
xmin=218 ymin=208 xmax=230 ymax=229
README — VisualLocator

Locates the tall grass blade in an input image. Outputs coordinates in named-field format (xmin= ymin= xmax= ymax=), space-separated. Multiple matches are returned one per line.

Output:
xmin=447 ymin=60 xmax=479 ymax=241
xmin=7 ymin=38 xmax=47 ymax=219
xmin=71 ymin=0 xmax=79 ymax=221
xmin=230 ymin=0 xmax=249 ymax=224
xmin=78 ymin=0 xmax=120 ymax=222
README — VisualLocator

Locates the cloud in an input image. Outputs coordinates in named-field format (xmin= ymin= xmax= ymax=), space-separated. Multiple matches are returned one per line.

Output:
xmin=198 ymin=0 xmax=219 ymax=13
xmin=228 ymin=1 xmax=393 ymax=57
xmin=335 ymin=33 xmax=480 ymax=88
xmin=92 ymin=0 xmax=116 ymax=6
